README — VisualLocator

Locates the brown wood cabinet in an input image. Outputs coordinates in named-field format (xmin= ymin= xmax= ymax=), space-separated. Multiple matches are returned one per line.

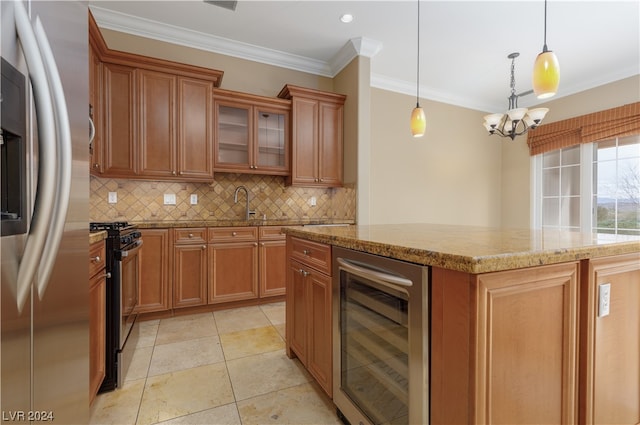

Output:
xmin=137 ymin=229 xmax=171 ymax=313
xmin=258 ymin=226 xmax=286 ymax=298
xmin=89 ymin=240 xmax=107 ymax=405
xmin=431 ymin=262 xmax=580 ymax=424
xmin=208 ymin=227 xmax=259 ymax=304
xmin=173 ymin=228 xmax=208 ymax=308
xmin=89 ymin=33 xmax=103 ymax=174
xmin=286 ymin=236 xmax=332 ymax=397
xmin=278 ymin=85 xmax=345 ymax=187
xmin=101 ymin=62 xmax=137 ymax=177
xmin=581 ymin=252 xmax=640 ymax=425
xmin=213 ymin=89 xmax=290 ymax=175
xmin=178 ymin=77 xmax=214 ymax=180
xmin=88 ymin=11 xmax=221 ymax=181
xmin=138 ymin=70 xmax=176 ymax=178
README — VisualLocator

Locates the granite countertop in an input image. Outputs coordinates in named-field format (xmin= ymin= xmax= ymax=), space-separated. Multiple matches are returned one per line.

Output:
xmin=89 ymin=230 xmax=108 ymax=245
xmin=132 ymin=218 xmax=354 ymax=229
xmin=282 ymin=223 xmax=640 ymax=274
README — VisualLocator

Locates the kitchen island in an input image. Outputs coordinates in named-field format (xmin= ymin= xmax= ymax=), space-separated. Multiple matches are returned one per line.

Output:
xmin=283 ymin=223 xmax=640 ymax=425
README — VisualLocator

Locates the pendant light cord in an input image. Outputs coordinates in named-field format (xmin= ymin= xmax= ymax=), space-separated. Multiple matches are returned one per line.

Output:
xmin=416 ymin=0 xmax=420 ymax=107
xmin=543 ymin=0 xmax=549 ymax=52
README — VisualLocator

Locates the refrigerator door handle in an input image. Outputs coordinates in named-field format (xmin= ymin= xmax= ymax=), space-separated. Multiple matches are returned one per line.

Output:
xmin=13 ymin=0 xmax=58 ymax=312
xmin=33 ymin=17 xmax=72 ymax=299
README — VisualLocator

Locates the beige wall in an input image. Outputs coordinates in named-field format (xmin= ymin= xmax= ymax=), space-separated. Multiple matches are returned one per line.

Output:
xmin=501 ymin=75 xmax=640 ymax=228
xmin=98 ymin=27 xmax=639 ymax=228
xmin=368 ymin=88 xmax=502 ymax=226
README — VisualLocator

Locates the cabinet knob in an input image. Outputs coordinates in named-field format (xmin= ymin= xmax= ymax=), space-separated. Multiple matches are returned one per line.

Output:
xmin=189 ymin=233 xmax=194 ymax=238
xmin=253 ymin=242 xmax=258 ymax=247
xmin=259 ymin=242 xmax=264 ymax=247
xmin=314 ymin=178 xmax=319 ymax=182
xmin=202 ymin=245 xmax=206 ymax=250
xmin=172 ymin=171 xmax=177 ymax=175
xmin=232 ymin=231 xmax=237 ymax=236
xmin=299 ymin=269 xmax=309 ymax=277
xmin=303 ymin=249 xmax=311 ymax=255
xmin=92 ymin=256 xmax=101 ymax=263
xmin=93 ymin=163 xmax=99 ymax=169
xmin=319 ymin=178 xmax=324 ymax=182
xmin=100 ymin=272 xmax=111 ymax=279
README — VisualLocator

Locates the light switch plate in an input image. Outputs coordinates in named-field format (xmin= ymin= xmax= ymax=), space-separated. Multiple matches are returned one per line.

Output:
xmin=164 ymin=193 xmax=176 ymax=205
xmin=309 ymin=196 xmax=317 ymax=206
xmin=108 ymin=192 xmax=117 ymax=204
xmin=598 ymin=283 xmax=611 ymax=317
xmin=190 ymin=194 xmax=198 ymax=205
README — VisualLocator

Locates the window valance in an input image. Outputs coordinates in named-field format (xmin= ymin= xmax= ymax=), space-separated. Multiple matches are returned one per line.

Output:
xmin=527 ymin=102 xmax=640 ymax=155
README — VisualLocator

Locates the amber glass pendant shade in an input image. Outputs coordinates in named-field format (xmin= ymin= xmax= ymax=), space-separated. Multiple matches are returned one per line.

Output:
xmin=533 ymin=50 xmax=560 ymax=99
xmin=411 ymin=105 xmax=426 ymax=137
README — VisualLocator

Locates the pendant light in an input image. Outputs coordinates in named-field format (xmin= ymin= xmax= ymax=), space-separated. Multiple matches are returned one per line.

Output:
xmin=410 ymin=0 xmax=426 ymax=137
xmin=532 ymin=0 xmax=560 ymax=99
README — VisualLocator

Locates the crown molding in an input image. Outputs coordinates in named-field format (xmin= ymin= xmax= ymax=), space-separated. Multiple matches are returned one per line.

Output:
xmin=330 ymin=37 xmax=383 ymax=76
xmin=89 ymin=5 xmax=333 ymax=77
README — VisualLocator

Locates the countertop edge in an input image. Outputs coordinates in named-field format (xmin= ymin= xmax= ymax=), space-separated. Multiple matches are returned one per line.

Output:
xmin=282 ymin=227 xmax=640 ymax=274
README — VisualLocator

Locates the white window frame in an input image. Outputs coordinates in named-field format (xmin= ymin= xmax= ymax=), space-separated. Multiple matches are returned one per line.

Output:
xmin=532 ymin=138 xmax=639 ymax=234
xmin=531 ymin=143 xmax=593 ymax=233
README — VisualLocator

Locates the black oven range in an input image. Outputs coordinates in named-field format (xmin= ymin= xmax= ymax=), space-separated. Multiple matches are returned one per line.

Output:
xmin=90 ymin=221 xmax=143 ymax=392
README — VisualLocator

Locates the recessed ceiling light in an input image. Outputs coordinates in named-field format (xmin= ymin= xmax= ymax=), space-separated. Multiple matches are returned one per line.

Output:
xmin=340 ymin=13 xmax=353 ymax=23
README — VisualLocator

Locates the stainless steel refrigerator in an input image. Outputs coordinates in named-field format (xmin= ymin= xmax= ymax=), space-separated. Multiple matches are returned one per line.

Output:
xmin=1 ymin=1 xmax=89 ymax=423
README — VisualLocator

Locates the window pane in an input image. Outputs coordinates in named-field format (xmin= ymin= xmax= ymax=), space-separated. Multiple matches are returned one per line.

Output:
xmin=561 ymin=197 xmax=580 ymax=228
xmin=596 ymin=139 xmax=617 ymax=161
xmin=596 ymin=161 xmax=616 ymax=198
xmin=561 ymin=165 xmax=580 ymax=196
xmin=543 ymin=150 xmax=560 ymax=168
xmin=543 ymin=198 xmax=559 ymax=227
xmin=618 ymin=135 xmax=640 ymax=159
xmin=543 ymin=168 xmax=559 ymax=196
xmin=561 ymin=145 xmax=580 ymax=165
xmin=595 ymin=196 xmax=615 ymax=230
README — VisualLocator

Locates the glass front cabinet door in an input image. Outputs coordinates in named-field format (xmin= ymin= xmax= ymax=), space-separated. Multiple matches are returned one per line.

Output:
xmin=214 ymin=90 xmax=290 ymax=175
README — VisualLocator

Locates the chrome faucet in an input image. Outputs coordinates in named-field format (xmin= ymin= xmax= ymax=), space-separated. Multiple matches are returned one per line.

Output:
xmin=233 ymin=185 xmax=256 ymax=220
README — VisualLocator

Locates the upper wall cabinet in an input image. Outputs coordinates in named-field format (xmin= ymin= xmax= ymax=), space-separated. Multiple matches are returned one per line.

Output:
xmin=89 ymin=11 xmax=222 ymax=182
xmin=278 ymin=85 xmax=346 ymax=188
xmin=213 ymin=89 xmax=291 ymax=176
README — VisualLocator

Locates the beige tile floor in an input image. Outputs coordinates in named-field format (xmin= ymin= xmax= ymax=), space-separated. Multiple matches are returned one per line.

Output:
xmin=90 ymin=302 xmax=342 ymax=425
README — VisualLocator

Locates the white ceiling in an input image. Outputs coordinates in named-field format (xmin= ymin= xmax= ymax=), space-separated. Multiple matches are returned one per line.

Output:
xmin=89 ymin=0 xmax=640 ymax=112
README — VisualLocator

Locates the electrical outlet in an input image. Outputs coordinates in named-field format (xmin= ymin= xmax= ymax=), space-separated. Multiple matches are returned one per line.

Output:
xmin=108 ymin=192 xmax=117 ymax=204
xmin=309 ymin=196 xmax=317 ymax=207
xmin=190 ymin=194 xmax=198 ymax=205
xmin=163 ymin=193 xmax=176 ymax=205
xmin=598 ymin=283 xmax=611 ymax=317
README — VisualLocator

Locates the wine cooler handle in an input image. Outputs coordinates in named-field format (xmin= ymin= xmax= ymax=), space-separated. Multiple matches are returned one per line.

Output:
xmin=337 ymin=257 xmax=413 ymax=288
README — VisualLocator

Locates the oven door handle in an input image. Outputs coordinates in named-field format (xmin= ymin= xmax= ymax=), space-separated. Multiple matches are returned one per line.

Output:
xmin=119 ymin=239 xmax=143 ymax=258
xmin=337 ymin=257 xmax=413 ymax=288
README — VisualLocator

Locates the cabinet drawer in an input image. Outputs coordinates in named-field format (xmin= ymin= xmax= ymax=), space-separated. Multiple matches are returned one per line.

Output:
xmin=174 ymin=228 xmax=207 ymax=244
xmin=209 ymin=226 xmax=258 ymax=243
xmin=289 ymin=237 xmax=331 ymax=275
xmin=89 ymin=241 xmax=106 ymax=278
xmin=259 ymin=226 xmax=286 ymax=241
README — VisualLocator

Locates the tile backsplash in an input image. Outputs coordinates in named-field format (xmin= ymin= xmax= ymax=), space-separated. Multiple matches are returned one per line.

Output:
xmin=90 ymin=173 xmax=356 ymax=223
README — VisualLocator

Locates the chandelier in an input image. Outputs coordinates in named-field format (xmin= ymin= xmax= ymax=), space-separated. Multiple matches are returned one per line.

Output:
xmin=483 ymin=52 xmax=549 ymax=140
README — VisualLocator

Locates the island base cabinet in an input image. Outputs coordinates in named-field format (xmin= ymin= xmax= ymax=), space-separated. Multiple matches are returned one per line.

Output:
xmin=286 ymin=236 xmax=332 ymax=397
xmin=582 ymin=253 xmax=640 ymax=425
xmin=431 ymin=262 xmax=579 ymax=425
